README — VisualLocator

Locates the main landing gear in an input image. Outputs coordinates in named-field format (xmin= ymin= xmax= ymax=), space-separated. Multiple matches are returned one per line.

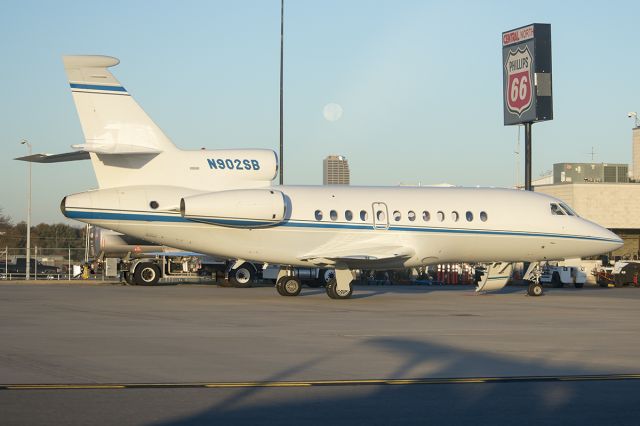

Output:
xmin=276 ymin=276 xmax=302 ymax=296
xmin=275 ymin=264 xmax=354 ymax=300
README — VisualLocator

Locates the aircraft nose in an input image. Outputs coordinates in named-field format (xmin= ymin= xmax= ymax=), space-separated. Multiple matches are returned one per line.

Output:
xmin=595 ymin=225 xmax=623 ymax=252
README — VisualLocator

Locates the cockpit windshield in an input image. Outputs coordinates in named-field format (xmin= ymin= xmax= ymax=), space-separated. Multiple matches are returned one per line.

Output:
xmin=559 ymin=203 xmax=578 ymax=216
xmin=550 ymin=203 xmax=565 ymax=215
xmin=550 ymin=202 xmax=578 ymax=216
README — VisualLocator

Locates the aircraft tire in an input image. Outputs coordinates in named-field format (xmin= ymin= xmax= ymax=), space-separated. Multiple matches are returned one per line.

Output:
xmin=277 ymin=276 xmax=301 ymax=296
xmin=228 ymin=263 xmax=255 ymax=288
xmin=574 ymin=282 xmax=584 ymax=289
xmin=325 ymin=278 xmax=352 ymax=300
xmin=134 ymin=263 xmax=161 ymax=286
xmin=527 ymin=281 xmax=543 ymax=297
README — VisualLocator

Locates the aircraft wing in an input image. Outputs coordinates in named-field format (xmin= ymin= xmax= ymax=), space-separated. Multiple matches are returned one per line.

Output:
xmin=299 ymin=245 xmax=415 ymax=268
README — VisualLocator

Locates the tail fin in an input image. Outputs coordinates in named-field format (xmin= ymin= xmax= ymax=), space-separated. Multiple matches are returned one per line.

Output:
xmin=63 ymin=55 xmax=176 ymax=154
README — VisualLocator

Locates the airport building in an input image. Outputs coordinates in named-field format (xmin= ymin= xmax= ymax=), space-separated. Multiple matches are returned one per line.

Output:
xmin=323 ymin=155 xmax=350 ymax=185
xmin=535 ymin=126 xmax=640 ymax=259
xmin=553 ymin=162 xmax=628 ymax=184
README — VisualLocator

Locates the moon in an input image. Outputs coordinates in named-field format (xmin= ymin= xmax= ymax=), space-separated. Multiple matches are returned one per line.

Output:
xmin=323 ymin=103 xmax=343 ymax=122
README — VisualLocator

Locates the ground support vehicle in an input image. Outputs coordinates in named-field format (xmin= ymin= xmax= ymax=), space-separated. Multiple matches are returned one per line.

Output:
xmin=118 ymin=255 xmax=259 ymax=287
xmin=540 ymin=265 xmax=586 ymax=288
xmin=610 ymin=261 xmax=640 ymax=288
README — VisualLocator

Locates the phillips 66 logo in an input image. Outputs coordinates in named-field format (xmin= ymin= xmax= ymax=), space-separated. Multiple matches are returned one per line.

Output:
xmin=505 ymin=46 xmax=533 ymax=116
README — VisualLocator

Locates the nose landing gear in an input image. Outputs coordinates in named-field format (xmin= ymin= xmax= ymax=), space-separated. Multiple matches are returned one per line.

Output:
xmin=527 ymin=281 xmax=544 ymax=296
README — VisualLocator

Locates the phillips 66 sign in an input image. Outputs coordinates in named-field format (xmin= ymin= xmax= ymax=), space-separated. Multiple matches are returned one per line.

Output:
xmin=502 ymin=23 xmax=553 ymax=125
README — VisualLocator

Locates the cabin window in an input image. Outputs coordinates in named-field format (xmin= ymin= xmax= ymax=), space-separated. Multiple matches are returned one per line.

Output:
xmin=345 ymin=210 xmax=353 ymax=221
xmin=330 ymin=210 xmax=338 ymax=221
xmin=437 ymin=211 xmax=445 ymax=222
xmin=408 ymin=211 xmax=416 ymax=221
xmin=480 ymin=211 xmax=488 ymax=221
xmin=393 ymin=211 xmax=401 ymax=221
xmin=550 ymin=203 xmax=565 ymax=216
xmin=360 ymin=210 xmax=369 ymax=221
xmin=376 ymin=210 xmax=386 ymax=222
xmin=149 ymin=201 xmax=159 ymax=209
xmin=451 ymin=211 xmax=459 ymax=222
xmin=315 ymin=210 xmax=323 ymax=221
xmin=466 ymin=211 xmax=473 ymax=222
xmin=422 ymin=210 xmax=430 ymax=221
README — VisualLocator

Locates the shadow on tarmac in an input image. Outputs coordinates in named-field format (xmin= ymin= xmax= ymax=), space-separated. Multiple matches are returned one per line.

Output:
xmin=154 ymin=336 xmax=639 ymax=426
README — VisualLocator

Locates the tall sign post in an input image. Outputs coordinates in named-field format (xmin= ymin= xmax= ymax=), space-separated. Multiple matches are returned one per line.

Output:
xmin=502 ymin=24 xmax=553 ymax=191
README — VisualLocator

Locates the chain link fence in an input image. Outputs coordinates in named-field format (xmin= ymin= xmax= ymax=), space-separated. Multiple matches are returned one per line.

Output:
xmin=0 ymin=247 xmax=89 ymax=280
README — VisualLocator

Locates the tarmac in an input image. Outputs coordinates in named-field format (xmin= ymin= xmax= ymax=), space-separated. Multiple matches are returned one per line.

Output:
xmin=1 ymin=282 xmax=639 ymax=425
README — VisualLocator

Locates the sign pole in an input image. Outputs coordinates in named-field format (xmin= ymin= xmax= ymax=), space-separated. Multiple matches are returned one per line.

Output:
xmin=524 ymin=122 xmax=532 ymax=191
xmin=502 ymin=24 xmax=552 ymax=192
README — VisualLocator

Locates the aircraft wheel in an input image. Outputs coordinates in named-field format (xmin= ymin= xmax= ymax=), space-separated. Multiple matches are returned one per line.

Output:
xmin=228 ymin=263 xmax=255 ymax=288
xmin=134 ymin=263 xmax=161 ymax=286
xmin=325 ymin=278 xmax=352 ymax=300
xmin=574 ymin=282 xmax=584 ymax=289
xmin=527 ymin=281 xmax=543 ymax=297
xmin=276 ymin=276 xmax=301 ymax=296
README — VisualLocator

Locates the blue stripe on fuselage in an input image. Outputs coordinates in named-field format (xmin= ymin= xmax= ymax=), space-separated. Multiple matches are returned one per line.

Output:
xmin=63 ymin=208 xmax=621 ymax=244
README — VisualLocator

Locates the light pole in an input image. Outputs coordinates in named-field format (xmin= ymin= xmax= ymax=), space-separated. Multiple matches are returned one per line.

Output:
xmin=629 ymin=112 xmax=640 ymax=128
xmin=20 ymin=140 xmax=31 ymax=280
xmin=279 ymin=0 xmax=284 ymax=185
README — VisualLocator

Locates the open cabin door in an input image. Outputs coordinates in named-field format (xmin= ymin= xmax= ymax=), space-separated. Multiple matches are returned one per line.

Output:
xmin=372 ymin=202 xmax=389 ymax=230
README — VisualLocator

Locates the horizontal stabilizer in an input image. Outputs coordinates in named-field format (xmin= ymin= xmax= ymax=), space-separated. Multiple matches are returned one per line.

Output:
xmin=15 ymin=151 xmax=90 ymax=163
xmin=71 ymin=143 xmax=162 ymax=155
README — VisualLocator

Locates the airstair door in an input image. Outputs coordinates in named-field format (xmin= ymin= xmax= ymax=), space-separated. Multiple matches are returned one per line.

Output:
xmin=372 ymin=202 xmax=389 ymax=230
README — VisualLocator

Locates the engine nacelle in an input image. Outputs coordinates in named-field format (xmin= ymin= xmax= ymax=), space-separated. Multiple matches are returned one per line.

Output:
xmin=180 ymin=189 xmax=287 ymax=228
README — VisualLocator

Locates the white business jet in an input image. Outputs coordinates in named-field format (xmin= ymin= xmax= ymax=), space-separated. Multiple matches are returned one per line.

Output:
xmin=19 ymin=56 xmax=622 ymax=298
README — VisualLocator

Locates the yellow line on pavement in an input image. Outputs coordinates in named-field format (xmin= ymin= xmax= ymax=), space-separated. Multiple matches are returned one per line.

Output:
xmin=3 ymin=373 xmax=640 ymax=391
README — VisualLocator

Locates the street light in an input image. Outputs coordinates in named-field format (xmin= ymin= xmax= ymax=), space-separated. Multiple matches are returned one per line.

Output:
xmin=20 ymin=140 xmax=31 ymax=280
xmin=628 ymin=112 xmax=640 ymax=128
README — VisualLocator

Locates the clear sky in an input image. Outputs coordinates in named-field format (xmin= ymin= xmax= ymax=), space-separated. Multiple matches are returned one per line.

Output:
xmin=1 ymin=0 xmax=638 ymax=224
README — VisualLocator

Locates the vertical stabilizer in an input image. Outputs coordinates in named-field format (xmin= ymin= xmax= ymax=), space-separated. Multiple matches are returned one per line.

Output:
xmin=63 ymin=55 xmax=177 ymax=155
